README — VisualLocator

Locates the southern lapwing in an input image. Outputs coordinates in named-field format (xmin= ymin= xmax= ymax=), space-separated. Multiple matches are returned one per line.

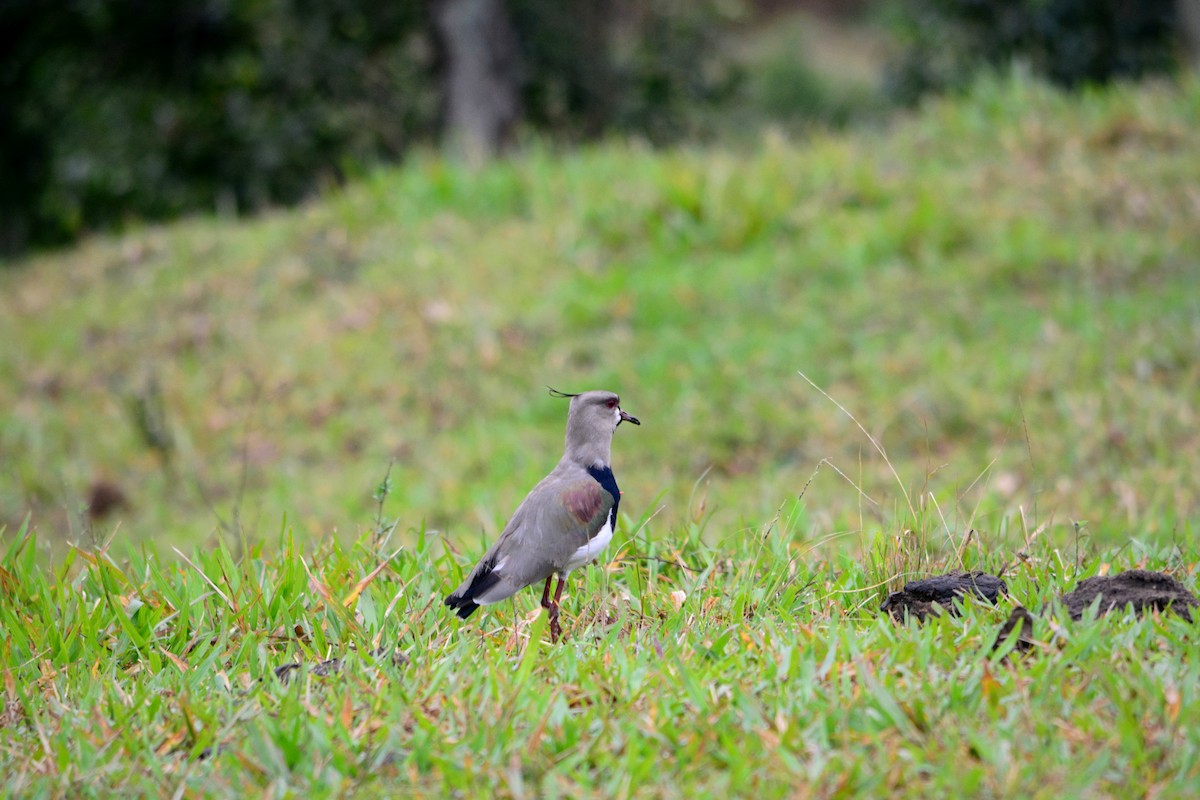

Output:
xmin=444 ymin=389 xmax=639 ymax=642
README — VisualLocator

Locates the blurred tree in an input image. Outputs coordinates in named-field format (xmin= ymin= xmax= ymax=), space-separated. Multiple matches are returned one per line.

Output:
xmin=1181 ymin=0 xmax=1200 ymax=68
xmin=432 ymin=0 xmax=522 ymax=162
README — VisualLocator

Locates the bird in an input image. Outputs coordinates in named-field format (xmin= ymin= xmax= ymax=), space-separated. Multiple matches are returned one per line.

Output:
xmin=444 ymin=388 xmax=640 ymax=642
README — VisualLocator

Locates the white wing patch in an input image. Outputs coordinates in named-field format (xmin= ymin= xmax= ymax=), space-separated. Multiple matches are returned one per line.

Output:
xmin=563 ymin=509 xmax=614 ymax=574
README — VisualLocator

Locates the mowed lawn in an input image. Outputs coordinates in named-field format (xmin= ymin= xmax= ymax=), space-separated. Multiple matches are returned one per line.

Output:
xmin=1 ymin=76 xmax=1199 ymax=796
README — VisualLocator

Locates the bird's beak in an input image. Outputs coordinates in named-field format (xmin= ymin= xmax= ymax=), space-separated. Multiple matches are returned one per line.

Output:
xmin=619 ymin=408 xmax=640 ymax=426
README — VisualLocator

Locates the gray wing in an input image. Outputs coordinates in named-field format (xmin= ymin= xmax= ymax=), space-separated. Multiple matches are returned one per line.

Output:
xmin=444 ymin=464 xmax=614 ymax=616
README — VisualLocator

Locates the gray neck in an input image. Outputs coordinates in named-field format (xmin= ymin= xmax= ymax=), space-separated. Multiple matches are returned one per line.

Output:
xmin=563 ymin=422 xmax=613 ymax=469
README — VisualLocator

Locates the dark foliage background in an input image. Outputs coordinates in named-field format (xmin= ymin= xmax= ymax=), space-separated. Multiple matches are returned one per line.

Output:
xmin=0 ymin=0 xmax=1187 ymax=257
xmin=1 ymin=0 xmax=743 ymax=255
xmin=887 ymin=0 xmax=1180 ymax=103
xmin=0 ymin=1 xmax=435 ymax=254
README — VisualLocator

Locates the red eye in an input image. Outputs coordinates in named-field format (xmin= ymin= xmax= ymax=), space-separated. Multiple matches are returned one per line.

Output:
xmin=605 ymin=398 xmax=618 ymax=409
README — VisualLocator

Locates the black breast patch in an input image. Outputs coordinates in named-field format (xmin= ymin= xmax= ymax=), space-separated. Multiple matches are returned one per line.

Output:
xmin=586 ymin=465 xmax=621 ymax=522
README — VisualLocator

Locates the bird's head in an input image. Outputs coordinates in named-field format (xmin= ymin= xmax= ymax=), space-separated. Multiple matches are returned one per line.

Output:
xmin=550 ymin=388 xmax=640 ymax=466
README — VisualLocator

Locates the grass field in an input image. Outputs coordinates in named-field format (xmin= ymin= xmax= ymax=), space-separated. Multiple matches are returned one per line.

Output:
xmin=2 ymin=75 xmax=1200 ymax=796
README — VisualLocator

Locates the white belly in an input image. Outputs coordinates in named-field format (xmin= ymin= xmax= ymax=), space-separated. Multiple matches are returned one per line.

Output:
xmin=562 ymin=511 xmax=614 ymax=574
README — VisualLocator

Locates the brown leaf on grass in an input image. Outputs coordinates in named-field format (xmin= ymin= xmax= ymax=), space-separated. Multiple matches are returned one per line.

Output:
xmin=0 ymin=565 xmax=20 ymax=596
xmin=155 ymin=728 xmax=188 ymax=756
xmin=1165 ymin=680 xmax=1181 ymax=724
xmin=342 ymin=547 xmax=403 ymax=608
xmin=90 ymin=707 xmax=113 ymax=739
xmin=756 ymin=727 xmax=781 ymax=749
xmin=301 ymin=558 xmax=336 ymax=606
xmin=162 ymin=650 xmax=190 ymax=673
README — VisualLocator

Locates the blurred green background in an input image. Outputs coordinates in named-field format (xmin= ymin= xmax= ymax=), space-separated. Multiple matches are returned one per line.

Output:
xmin=2 ymin=0 xmax=1198 ymax=551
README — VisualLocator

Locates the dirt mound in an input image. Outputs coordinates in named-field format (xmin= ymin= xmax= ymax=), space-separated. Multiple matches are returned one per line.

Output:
xmin=989 ymin=570 xmax=1198 ymax=656
xmin=1060 ymin=569 xmax=1198 ymax=622
xmin=991 ymin=606 xmax=1036 ymax=654
xmin=882 ymin=572 xmax=1007 ymax=622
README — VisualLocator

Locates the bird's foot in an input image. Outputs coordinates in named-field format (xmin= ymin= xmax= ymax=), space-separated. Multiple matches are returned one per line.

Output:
xmin=548 ymin=605 xmax=562 ymax=643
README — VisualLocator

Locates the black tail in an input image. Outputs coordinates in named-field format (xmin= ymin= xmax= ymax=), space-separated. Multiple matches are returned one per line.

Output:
xmin=444 ymin=593 xmax=480 ymax=619
xmin=445 ymin=555 xmax=499 ymax=620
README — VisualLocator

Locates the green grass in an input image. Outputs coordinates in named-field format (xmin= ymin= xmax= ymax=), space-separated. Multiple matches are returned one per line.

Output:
xmin=1 ymin=515 xmax=1198 ymax=796
xmin=2 ymin=74 xmax=1200 ymax=795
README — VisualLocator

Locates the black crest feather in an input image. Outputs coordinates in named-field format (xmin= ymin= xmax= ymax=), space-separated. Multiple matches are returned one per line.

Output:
xmin=547 ymin=386 xmax=579 ymax=398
